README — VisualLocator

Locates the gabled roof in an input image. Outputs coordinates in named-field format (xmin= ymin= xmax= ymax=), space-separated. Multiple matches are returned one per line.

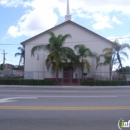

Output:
xmin=21 ymin=20 xmax=113 ymax=45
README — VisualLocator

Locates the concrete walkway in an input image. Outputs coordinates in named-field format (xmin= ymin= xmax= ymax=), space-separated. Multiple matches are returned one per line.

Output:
xmin=0 ymin=85 xmax=130 ymax=89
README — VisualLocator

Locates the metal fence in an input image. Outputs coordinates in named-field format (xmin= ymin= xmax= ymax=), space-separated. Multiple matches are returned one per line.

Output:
xmin=0 ymin=69 xmax=23 ymax=78
xmin=0 ymin=70 xmax=130 ymax=85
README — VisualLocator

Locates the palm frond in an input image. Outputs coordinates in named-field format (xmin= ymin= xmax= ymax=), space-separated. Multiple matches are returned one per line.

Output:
xmin=119 ymin=51 xmax=129 ymax=59
xmin=103 ymin=48 xmax=112 ymax=53
xmin=15 ymin=46 xmax=25 ymax=66
xmin=59 ymin=34 xmax=71 ymax=46
xmin=15 ymin=53 xmax=21 ymax=57
xmin=31 ymin=45 xmax=45 ymax=56
xmin=74 ymin=44 xmax=85 ymax=51
xmin=120 ymin=43 xmax=130 ymax=50
xmin=83 ymin=59 xmax=91 ymax=73
xmin=96 ymin=63 xmax=106 ymax=69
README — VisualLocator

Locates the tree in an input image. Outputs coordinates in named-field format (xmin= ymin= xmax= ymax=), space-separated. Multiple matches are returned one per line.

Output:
xmin=96 ymin=53 xmax=118 ymax=80
xmin=0 ymin=64 xmax=3 ymax=70
xmin=93 ymin=53 xmax=101 ymax=80
xmin=15 ymin=46 xmax=25 ymax=67
xmin=13 ymin=65 xmax=24 ymax=70
xmin=117 ymin=66 xmax=130 ymax=74
xmin=74 ymin=44 xmax=94 ymax=78
xmin=103 ymin=40 xmax=130 ymax=80
xmin=31 ymin=31 xmax=75 ymax=83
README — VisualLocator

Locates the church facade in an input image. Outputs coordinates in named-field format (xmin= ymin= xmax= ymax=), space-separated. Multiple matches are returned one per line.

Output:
xmin=21 ymin=0 xmax=113 ymax=81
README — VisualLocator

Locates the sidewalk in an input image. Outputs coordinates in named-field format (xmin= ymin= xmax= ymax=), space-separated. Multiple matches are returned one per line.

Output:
xmin=0 ymin=85 xmax=130 ymax=89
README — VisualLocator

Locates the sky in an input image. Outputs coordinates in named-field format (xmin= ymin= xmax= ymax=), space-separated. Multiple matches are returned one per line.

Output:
xmin=0 ymin=0 xmax=130 ymax=68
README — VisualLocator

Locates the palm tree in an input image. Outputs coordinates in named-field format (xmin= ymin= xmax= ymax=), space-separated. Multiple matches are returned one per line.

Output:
xmin=31 ymin=31 xmax=75 ymax=83
xmin=74 ymin=44 xmax=94 ymax=79
xmin=103 ymin=40 xmax=130 ymax=80
xmin=94 ymin=53 xmax=101 ymax=80
xmin=96 ymin=53 xmax=118 ymax=80
xmin=113 ymin=41 xmax=130 ymax=70
xmin=15 ymin=46 xmax=25 ymax=66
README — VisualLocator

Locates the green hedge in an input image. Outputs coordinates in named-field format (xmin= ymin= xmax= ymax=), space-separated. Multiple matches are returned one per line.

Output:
xmin=0 ymin=79 xmax=56 ymax=85
xmin=80 ymin=81 xmax=130 ymax=86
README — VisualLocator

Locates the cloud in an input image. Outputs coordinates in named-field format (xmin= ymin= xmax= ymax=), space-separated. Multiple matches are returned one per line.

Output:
xmin=3 ymin=0 xmax=130 ymax=38
xmin=107 ymin=34 xmax=130 ymax=44
xmin=0 ymin=0 xmax=34 ymax=7
xmin=93 ymin=22 xmax=112 ymax=30
xmin=70 ymin=0 xmax=130 ymax=16
xmin=92 ymin=14 xmax=113 ymax=30
xmin=112 ymin=16 xmax=122 ymax=24
xmin=67 ymin=0 xmax=129 ymax=30
xmin=2 ymin=0 xmax=130 ymax=14
xmin=7 ymin=26 xmax=19 ymax=37
xmin=6 ymin=0 xmax=58 ymax=37
xmin=0 ymin=0 xmax=25 ymax=7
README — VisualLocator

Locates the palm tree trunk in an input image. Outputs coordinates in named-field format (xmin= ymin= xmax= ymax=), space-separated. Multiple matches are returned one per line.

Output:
xmin=81 ymin=58 xmax=83 ymax=80
xmin=117 ymin=53 xmax=126 ymax=81
xmin=109 ymin=66 xmax=111 ymax=81
xmin=95 ymin=69 xmax=97 ymax=86
xmin=109 ymin=64 xmax=113 ymax=86
xmin=56 ymin=71 xmax=59 ymax=84
xmin=81 ymin=66 xmax=83 ymax=80
xmin=109 ymin=65 xmax=112 ymax=81
xmin=19 ymin=56 xmax=22 ymax=67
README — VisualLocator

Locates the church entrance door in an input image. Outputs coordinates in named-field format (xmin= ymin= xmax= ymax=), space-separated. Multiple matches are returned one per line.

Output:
xmin=63 ymin=66 xmax=73 ymax=84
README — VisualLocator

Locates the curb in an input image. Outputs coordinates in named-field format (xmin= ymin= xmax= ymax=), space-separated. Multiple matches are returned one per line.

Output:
xmin=0 ymin=85 xmax=130 ymax=89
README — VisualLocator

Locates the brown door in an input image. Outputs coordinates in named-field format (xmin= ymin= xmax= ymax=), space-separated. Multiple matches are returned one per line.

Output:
xmin=63 ymin=66 xmax=73 ymax=79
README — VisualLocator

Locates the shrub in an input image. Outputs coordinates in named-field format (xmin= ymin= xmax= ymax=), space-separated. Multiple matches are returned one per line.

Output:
xmin=0 ymin=79 xmax=56 ymax=85
xmin=80 ymin=81 xmax=130 ymax=86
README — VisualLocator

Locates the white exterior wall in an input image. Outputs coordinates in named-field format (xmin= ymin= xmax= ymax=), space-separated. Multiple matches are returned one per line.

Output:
xmin=23 ymin=22 xmax=112 ymax=79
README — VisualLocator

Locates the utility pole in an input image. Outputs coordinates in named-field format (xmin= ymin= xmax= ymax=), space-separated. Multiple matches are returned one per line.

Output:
xmin=1 ymin=50 xmax=7 ymax=70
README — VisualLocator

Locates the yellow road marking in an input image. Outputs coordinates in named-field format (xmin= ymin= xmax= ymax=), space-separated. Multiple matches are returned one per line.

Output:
xmin=0 ymin=106 xmax=130 ymax=111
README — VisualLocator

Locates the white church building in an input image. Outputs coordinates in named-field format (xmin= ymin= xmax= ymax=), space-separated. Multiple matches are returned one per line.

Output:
xmin=21 ymin=0 xmax=113 ymax=81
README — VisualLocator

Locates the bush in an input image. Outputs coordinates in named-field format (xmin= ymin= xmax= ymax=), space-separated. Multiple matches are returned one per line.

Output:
xmin=0 ymin=79 xmax=56 ymax=85
xmin=80 ymin=81 xmax=130 ymax=86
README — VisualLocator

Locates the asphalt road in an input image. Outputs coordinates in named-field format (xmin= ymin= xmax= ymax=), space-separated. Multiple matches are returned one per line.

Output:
xmin=0 ymin=86 xmax=130 ymax=130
